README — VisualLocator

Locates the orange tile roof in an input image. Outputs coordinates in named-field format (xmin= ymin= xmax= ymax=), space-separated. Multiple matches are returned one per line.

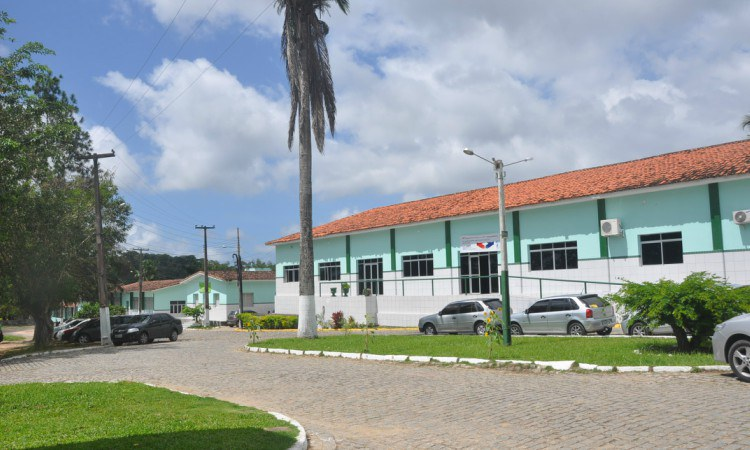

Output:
xmin=267 ymin=140 xmax=750 ymax=245
xmin=120 ymin=279 xmax=182 ymax=292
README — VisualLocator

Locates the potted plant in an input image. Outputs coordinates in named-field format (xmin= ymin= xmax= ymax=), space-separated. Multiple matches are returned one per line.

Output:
xmin=330 ymin=287 xmax=337 ymax=297
xmin=341 ymin=283 xmax=350 ymax=297
xmin=363 ymin=287 xmax=372 ymax=297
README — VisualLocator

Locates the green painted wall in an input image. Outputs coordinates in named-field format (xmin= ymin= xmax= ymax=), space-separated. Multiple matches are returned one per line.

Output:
xmin=449 ymin=214 xmax=515 ymax=265
xmin=605 ymin=185 xmax=712 ymax=257
xmin=247 ymin=280 xmax=275 ymax=304
xmin=350 ymin=229 xmax=392 ymax=271
xmin=313 ymin=236 xmax=347 ymax=273
xmin=395 ymin=222 xmax=447 ymax=269
xmin=137 ymin=275 xmax=276 ymax=311
xmin=719 ymin=179 xmax=750 ymax=250
xmin=519 ymin=201 xmax=600 ymax=262
xmin=275 ymin=243 xmax=300 ymax=277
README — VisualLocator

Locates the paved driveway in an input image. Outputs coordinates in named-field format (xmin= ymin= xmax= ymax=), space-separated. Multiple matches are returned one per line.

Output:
xmin=1 ymin=329 xmax=748 ymax=449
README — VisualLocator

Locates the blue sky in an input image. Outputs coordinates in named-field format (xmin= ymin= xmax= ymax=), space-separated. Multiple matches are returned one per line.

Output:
xmin=4 ymin=1 xmax=750 ymax=264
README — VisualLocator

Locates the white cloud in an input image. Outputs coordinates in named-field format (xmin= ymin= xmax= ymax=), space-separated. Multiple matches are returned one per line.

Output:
xmin=126 ymin=221 xmax=193 ymax=256
xmin=132 ymin=1 xmax=750 ymax=204
xmin=330 ymin=208 xmax=360 ymax=221
xmin=89 ymin=126 xmax=145 ymax=191
xmin=99 ymin=58 xmax=293 ymax=195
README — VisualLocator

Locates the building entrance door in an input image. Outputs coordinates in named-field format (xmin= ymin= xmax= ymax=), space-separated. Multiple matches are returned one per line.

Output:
xmin=460 ymin=252 xmax=498 ymax=294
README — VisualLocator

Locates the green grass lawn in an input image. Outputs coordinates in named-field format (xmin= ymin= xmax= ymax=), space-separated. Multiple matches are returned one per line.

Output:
xmin=2 ymin=335 xmax=25 ymax=342
xmin=259 ymin=334 xmax=717 ymax=366
xmin=0 ymin=382 xmax=298 ymax=450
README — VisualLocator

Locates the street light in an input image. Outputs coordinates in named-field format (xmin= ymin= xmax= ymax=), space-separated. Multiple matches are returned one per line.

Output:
xmin=463 ymin=148 xmax=532 ymax=346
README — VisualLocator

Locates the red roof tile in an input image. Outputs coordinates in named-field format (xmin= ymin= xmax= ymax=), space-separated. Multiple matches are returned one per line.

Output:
xmin=120 ymin=279 xmax=182 ymax=292
xmin=267 ymin=140 xmax=750 ymax=245
xmin=119 ymin=271 xmax=275 ymax=292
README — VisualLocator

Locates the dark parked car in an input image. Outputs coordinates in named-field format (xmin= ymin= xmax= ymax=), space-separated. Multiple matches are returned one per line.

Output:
xmin=111 ymin=313 xmax=183 ymax=346
xmin=67 ymin=316 xmax=131 ymax=344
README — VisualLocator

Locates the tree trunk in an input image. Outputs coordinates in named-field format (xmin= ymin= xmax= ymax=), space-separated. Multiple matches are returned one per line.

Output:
xmin=297 ymin=68 xmax=317 ymax=339
xmin=672 ymin=326 xmax=691 ymax=352
xmin=32 ymin=313 xmax=52 ymax=350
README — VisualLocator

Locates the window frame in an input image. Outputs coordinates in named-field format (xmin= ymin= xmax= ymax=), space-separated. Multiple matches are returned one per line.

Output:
xmin=640 ymin=232 xmax=683 ymax=265
xmin=318 ymin=261 xmax=341 ymax=281
xmin=283 ymin=265 xmax=300 ymax=283
xmin=402 ymin=253 xmax=434 ymax=278
xmin=529 ymin=241 xmax=578 ymax=271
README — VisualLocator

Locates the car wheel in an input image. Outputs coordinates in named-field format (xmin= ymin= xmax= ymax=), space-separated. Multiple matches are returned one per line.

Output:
xmin=76 ymin=334 xmax=90 ymax=344
xmin=596 ymin=327 xmax=612 ymax=336
xmin=169 ymin=329 xmax=178 ymax=342
xmin=728 ymin=339 xmax=750 ymax=383
xmin=474 ymin=321 xmax=487 ymax=335
xmin=629 ymin=321 xmax=648 ymax=336
xmin=510 ymin=323 xmax=523 ymax=335
xmin=424 ymin=323 xmax=437 ymax=335
xmin=567 ymin=322 xmax=586 ymax=336
xmin=138 ymin=332 xmax=149 ymax=345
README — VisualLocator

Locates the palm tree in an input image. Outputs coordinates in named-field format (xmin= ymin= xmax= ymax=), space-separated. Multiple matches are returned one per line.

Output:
xmin=276 ymin=0 xmax=349 ymax=338
xmin=743 ymin=115 xmax=750 ymax=132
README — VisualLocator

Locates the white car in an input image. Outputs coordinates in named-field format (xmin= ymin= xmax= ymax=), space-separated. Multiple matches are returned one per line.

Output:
xmin=713 ymin=313 xmax=750 ymax=382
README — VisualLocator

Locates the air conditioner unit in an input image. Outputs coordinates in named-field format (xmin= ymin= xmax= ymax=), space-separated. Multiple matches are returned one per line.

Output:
xmin=734 ymin=210 xmax=750 ymax=225
xmin=600 ymin=218 xmax=622 ymax=237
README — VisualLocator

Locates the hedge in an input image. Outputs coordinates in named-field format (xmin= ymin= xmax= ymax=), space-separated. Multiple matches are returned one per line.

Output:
xmin=238 ymin=314 xmax=298 ymax=330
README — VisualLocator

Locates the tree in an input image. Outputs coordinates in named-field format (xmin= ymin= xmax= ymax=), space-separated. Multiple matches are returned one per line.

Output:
xmin=608 ymin=272 xmax=750 ymax=352
xmin=276 ymin=0 xmax=349 ymax=338
xmin=0 ymin=14 xmax=131 ymax=348
xmin=743 ymin=115 xmax=750 ymax=132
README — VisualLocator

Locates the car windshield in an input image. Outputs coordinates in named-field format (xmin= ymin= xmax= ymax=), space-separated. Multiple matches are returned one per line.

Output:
xmin=482 ymin=299 xmax=502 ymax=310
xmin=580 ymin=296 xmax=609 ymax=308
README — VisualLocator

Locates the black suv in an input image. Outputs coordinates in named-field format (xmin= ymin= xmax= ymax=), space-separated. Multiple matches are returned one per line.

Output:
xmin=111 ymin=313 xmax=183 ymax=346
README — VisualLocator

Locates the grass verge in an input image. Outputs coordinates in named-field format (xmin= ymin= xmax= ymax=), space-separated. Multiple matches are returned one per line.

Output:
xmin=2 ymin=335 xmax=25 ymax=342
xmin=0 ymin=382 xmax=298 ymax=449
xmin=259 ymin=334 xmax=716 ymax=366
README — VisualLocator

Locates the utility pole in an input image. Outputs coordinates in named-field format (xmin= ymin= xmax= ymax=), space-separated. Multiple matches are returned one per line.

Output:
xmin=133 ymin=247 xmax=149 ymax=314
xmin=234 ymin=228 xmax=245 ymax=314
xmin=195 ymin=225 xmax=214 ymax=327
xmin=83 ymin=150 xmax=115 ymax=347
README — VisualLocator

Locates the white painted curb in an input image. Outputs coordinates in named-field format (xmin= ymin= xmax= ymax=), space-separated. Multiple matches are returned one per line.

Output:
xmin=270 ymin=412 xmax=308 ymax=450
xmin=244 ymin=346 xmax=733 ymax=376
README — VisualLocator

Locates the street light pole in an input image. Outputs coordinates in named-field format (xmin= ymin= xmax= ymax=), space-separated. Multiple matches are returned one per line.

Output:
xmin=463 ymin=148 xmax=532 ymax=346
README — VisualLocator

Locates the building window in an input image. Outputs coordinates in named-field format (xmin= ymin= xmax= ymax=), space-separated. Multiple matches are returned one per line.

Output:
xmin=460 ymin=252 xmax=498 ymax=294
xmin=192 ymin=293 xmax=199 ymax=304
xmin=357 ymin=258 xmax=383 ymax=295
xmin=213 ymin=293 xmax=220 ymax=305
xmin=284 ymin=265 xmax=299 ymax=283
xmin=170 ymin=301 xmax=186 ymax=314
xmin=641 ymin=232 xmax=683 ymax=265
xmin=402 ymin=254 xmax=434 ymax=277
xmin=319 ymin=262 xmax=341 ymax=281
xmin=529 ymin=241 xmax=578 ymax=271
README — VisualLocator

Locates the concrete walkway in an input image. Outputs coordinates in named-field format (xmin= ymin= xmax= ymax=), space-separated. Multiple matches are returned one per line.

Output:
xmin=1 ymin=328 xmax=748 ymax=448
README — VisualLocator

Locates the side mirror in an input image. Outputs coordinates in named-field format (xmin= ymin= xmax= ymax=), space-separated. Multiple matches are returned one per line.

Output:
xmin=524 ymin=309 xmax=529 ymax=314
xmin=438 ymin=310 xmax=444 ymax=316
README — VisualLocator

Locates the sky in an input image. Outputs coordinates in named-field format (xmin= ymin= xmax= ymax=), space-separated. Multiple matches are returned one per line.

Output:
xmin=4 ymin=1 xmax=750 ymax=264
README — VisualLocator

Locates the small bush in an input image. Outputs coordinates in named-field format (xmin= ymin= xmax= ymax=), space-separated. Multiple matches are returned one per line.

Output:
xmin=237 ymin=313 xmax=258 ymax=329
xmin=243 ymin=315 xmax=298 ymax=330
xmin=331 ymin=311 xmax=344 ymax=329
xmin=181 ymin=305 xmax=204 ymax=323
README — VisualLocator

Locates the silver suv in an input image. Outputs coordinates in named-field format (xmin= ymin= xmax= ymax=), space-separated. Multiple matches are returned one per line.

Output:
xmin=418 ymin=298 xmax=508 ymax=335
xmin=510 ymin=294 xmax=616 ymax=336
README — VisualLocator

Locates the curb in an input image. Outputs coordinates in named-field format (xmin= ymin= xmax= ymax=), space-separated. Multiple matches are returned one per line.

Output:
xmin=142 ymin=383 xmax=307 ymax=450
xmin=245 ymin=346 xmax=730 ymax=374
xmin=1 ymin=344 xmax=105 ymax=362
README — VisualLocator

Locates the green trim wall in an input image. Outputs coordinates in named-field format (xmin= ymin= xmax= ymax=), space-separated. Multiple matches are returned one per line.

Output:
xmin=597 ymin=199 xmax=609 ymax=258
xmin=708 ymin=183 xmax=724 ymax=251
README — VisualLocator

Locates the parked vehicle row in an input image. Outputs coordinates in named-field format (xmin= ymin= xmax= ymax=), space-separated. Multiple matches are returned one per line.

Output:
xmin=52 ymin=313 xmax=182 ymax=346
xmin=418 ymin=298 xmax=507 ymax=335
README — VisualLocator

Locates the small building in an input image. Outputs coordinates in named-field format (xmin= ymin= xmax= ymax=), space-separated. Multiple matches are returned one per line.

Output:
xmin=267 ymin=140 xmax=750 ymax=326
xmin=116 ymin=270 xmax=276 ymax=322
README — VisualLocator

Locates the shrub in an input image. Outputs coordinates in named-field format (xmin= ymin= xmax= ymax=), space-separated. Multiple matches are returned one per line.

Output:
xmin=181 ymin=304 xmax=204 ymax=323
xmin=607 ymin=272 xmax=750 ymax=351
xmin=110 ymin=305 xmax=126 ymax=316
xmin=237 ymin=312 xmax=258 ymax=329
xmin=331 ymin=311 xmax=344 ymax=329
xmin=257 ymin=315 xmax=298 ymax=330
xmin=74 ymin=302 xmax=100 ymax=319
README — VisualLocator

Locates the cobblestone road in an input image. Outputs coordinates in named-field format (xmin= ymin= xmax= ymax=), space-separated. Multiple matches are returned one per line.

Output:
xmin=2 ymin=329 xmax=748 ymax=449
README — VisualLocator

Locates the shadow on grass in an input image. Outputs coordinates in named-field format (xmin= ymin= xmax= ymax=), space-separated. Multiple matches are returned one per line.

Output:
xmin=636 ymin=340 xmax=712 ymax=355
xmin=27 ymin=427 xmax=297 ymax=450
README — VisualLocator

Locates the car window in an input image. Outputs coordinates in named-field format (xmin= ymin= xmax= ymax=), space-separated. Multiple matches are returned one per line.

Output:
xmin=482 ymin=299 xmax=502 ymax=310
xmin=579 ymin=295 xmax=608 ymax=308
xmin=567 ymin=299 xmax=579 ymax=310
xmin=548 ymin=299 xmax=571 ymax=312
xmin=527 ymin=300 xmax=549 ymax=314
xmin=442 ymin=304 xmax=460 ymax=315
xmin=458 ymin=303 xmax=475 ymax=314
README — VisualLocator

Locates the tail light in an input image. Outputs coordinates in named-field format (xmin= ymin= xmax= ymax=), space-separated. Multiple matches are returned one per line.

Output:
xmin=585 ymin=309 xmax=593 ymax=319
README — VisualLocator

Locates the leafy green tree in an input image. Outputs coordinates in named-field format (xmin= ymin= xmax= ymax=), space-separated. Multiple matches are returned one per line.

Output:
xmin=182 ymin=304 xmax=204 ymax=324
xmin=275 ymin=0 xmax=349 ymax=338
xmin=0 ymin=14 xmax=131 ymax=348
xmin=244 ymin=258 xmax=275 ymax=270
xmin=608 ymin=272 xmax=750 ymax=351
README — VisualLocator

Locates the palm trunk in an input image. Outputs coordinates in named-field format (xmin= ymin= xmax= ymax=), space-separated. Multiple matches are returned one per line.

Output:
xmin=297 ymin=73 xmax=317 ymax=339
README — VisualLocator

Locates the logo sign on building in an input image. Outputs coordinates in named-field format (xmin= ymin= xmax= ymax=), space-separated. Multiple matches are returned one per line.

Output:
xmin=460 ymin=234 xmax=500 ymax=253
